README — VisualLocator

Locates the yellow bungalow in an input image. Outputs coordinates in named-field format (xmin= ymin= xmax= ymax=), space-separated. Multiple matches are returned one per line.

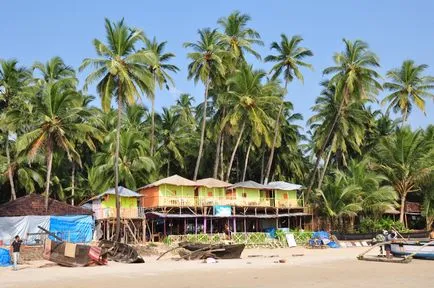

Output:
xmin=84 ymin=186 xmax=142 ymax=219
xmin=138 ymin=175 xmax=198 ymax=208
xmin=227 ymin=181 xmax=273 ymax=207
xmin=267 ymin=181 xmax=303 ymax=208
xmin=196 ymin=178 xmax=232 ymax=206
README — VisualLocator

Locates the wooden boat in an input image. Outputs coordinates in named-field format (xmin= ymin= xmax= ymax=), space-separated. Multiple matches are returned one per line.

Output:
xmin=39 ymin=226 xmax=107 ymax=267
xmin=179 ymin=242 xmax=245 ymax=259
xmin=43 ymin=240 xmax=107 ymax=267
xmin=390 ymin=241 xmax=434 ymax=260
xmin=98 ymin=240 xmax=145 ymax=263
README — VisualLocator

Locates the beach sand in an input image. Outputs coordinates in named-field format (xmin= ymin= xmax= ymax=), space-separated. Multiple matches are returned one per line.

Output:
xmin=1 ymin=247 xmax=432 ymax=288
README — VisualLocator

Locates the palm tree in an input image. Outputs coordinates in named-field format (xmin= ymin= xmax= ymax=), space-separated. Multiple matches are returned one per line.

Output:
xmin=0 ymin=59 xmax=31 ymax=200
xmin=79 ymin=18 xmax=154 ymax=239
xmin=382 ymin=60 xmax=434 ymax=125
xmin=184 ymin=28 xmax=226 ymax=180
xmin=144 ymin=37 xmax=179 ymax=155
xmin=264 ymin=34 xmax=313 ymax=183
xmin=307 ymin=39 xmax=382 ymax=194
xmin=316 ymin=172 xmax=362 ymax=231
xmin=173 ymin=93 xmax=196 ymax=127
xmin=32 ymin=56 xmax=77 ymax=87
xmin=222 ymin=65 xmax=282 ymax=181
xmin=344 ymin=159 xmax=397 ymax=218
xmin=95 ymin=130 xmax=154 ymax=189
xmin=15 ymin=82 xmax=94 ymax=210
xmin=217 ymin=10 xmax=263 ymax=61
xmin=308 ymin=81 xmax=371 ymax=188
xmin=371 ymin=128 xmax=434 ymax=223
xmin=155 ymin=108 xmax=191 ymax=176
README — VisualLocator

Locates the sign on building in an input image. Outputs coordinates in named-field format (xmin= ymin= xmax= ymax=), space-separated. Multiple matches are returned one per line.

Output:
xmin=213 ymin=205 xmax=232 ymax=216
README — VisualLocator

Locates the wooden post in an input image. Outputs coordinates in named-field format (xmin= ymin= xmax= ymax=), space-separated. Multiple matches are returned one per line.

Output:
xmin=163 ymin=218 xmax=167 ymax=236
xmin=275 ymin=217 xmax=278 ymax=229
xmin=244 ymin=218 xmax=247 ymax=235
xmin=142 ymin=218 xmax=146 ymax=243
xmin=203 ymin=217 xmax=207 ymax=233
xmin=256 ymin=218 xmax=259 ymax=232
xmin=233 ymin=217 xmax=236 ymax=233
xmin=195 ymin=217 xmax=198 ymax=234
xmin=106 ymin=220 xmax=109 ymax=240
xmin=184 ymin=218 xmax=187 ymax=234
xmin=210 ymin=218 xmax=213 ymax=235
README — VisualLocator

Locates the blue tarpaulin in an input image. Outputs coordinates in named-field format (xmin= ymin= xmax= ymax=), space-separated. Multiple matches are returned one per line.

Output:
xmin=0 ymin=248 xmax=11 ymax=267
xmin=49 ymin=215 xmax=93 ymax=243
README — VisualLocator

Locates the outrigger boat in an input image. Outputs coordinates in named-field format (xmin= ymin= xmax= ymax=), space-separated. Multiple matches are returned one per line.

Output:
xmin=390 ymin=241 xmax=434 ymax=260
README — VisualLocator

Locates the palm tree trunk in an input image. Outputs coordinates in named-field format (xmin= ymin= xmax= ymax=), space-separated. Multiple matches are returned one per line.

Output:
xmin=226 ymin=123 xmax=245 ymax=182
xmin=193 ymin=76 xmax=210 ymax=180
xmin=242 ymin=139 xmax=252 ymax=182
xmin=151 ymin=96 xmax=155 ymax=156
xmin=306 ymin=92 xmax=346 ymax=196
xmin=401 ymin=109 xmax=408 ymax=128
xmin=264 ymin=80 xmax=288 ymax=184
xmin=114 ymin=83 xmax=122 ymax=241
xmin=213 ymin=131 xmax=222 ymax=179
xmin=71 ymin=162 xmax=75 ymax=206
xmin=260 ymin=148 xmax=265 ymax=184
xmin=5 ymin=133 xmax=16 ymax=200
xmin=399 ymin=192 xmax=407 ymax=224
xmin=219 ymin=133 xmax=225 ymax=180
xmin=44 ymin=146 xmax=53 ymax=211
xmin=317 ymin=145 xmax=333 ymax=190
xmin=167 ymin=154 xmax=170 ymax=177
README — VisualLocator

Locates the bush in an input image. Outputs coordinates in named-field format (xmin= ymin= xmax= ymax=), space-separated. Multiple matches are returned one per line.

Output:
xmin=358 ymin=218 xmax=409 ymax=234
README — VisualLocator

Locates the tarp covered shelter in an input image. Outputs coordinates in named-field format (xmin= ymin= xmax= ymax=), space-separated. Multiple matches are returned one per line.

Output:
xmin=0 ymin=194 xmax=93 ymax=245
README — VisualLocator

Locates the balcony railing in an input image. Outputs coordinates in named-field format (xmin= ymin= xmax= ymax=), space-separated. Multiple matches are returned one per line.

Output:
xmin=143 ymin=196 xmax=305 ymax=208
xmin=93 ymin=208 xmax=142 ymax=220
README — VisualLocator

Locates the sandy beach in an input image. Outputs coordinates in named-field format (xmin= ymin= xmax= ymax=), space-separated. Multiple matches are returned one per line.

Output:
xmin=1 ymin=246 xmax=433 ymax=288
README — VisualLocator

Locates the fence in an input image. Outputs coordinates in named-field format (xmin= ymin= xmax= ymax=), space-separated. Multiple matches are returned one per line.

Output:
xmin=166 ymin=231 xmax=314 ymax=248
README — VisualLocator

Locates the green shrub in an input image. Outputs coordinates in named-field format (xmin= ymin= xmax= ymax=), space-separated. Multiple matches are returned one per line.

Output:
xmin=358 ymin=217 xmax=410 ymax=233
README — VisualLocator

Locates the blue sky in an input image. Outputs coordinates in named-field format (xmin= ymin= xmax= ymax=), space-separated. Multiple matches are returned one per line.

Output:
xmin=1 ymin=0 xmax=433 ymax=129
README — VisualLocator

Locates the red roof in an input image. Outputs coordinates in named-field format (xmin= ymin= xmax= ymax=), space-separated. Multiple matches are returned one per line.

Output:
xmin=0 ymin=194 xmax=93 ymax=217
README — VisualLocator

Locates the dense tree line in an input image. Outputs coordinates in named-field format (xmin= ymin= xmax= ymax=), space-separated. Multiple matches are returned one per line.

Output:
xmin=1 ymin=12 xmax=433 ymax=233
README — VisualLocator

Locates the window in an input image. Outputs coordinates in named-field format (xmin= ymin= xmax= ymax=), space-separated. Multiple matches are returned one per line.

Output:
xmin=226 ymin=190 xmax=235 ymax=199
xmin=242 ymin=192 xmax=247 ymax=198
xmin=170 ymin=190 xmax=177 ymax=196
xmin=208 ymin=191 xmax=213 ymax=197
xmin=283 ymin=193 xmax=288 ymax=200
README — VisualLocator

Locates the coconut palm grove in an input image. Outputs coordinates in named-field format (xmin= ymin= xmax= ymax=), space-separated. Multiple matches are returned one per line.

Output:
xmin=1 ymin=10 xmax=434 ymax=234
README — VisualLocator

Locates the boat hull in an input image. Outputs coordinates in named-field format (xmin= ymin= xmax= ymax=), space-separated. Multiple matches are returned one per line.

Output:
xmin=390 ymin=241 xmax=434 ymax=260
xmin=179 ymin=242 xmax=245 ymax=259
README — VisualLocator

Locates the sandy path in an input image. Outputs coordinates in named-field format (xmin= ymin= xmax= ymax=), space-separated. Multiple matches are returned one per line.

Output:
xmin=1 ymin=247 xmax=433 ymax=288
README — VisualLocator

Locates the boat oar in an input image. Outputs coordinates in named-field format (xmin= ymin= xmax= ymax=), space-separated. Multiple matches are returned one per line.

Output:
xmin=403 ymin=240 xmax=434 ymax=261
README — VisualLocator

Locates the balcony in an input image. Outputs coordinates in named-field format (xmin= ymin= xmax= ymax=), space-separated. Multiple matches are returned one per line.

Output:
xmin=93 ymin=208 xmax=142 ymax=220
xmin=142 ymin=196 xmax=306 ymax=208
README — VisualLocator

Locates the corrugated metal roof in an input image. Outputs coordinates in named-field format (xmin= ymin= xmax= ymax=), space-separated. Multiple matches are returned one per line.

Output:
xmin=267 ymin=181 xmax=302 ymax=191
xmin=228 ymin=181 xmax=270 ymax=190
xmin=139 ymin=175 xmax=198 ymax=189
xmin=88 ymin=186 xmax=142 ymax=202
xmin=196 ymin=178 xmax=232 ymax=188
